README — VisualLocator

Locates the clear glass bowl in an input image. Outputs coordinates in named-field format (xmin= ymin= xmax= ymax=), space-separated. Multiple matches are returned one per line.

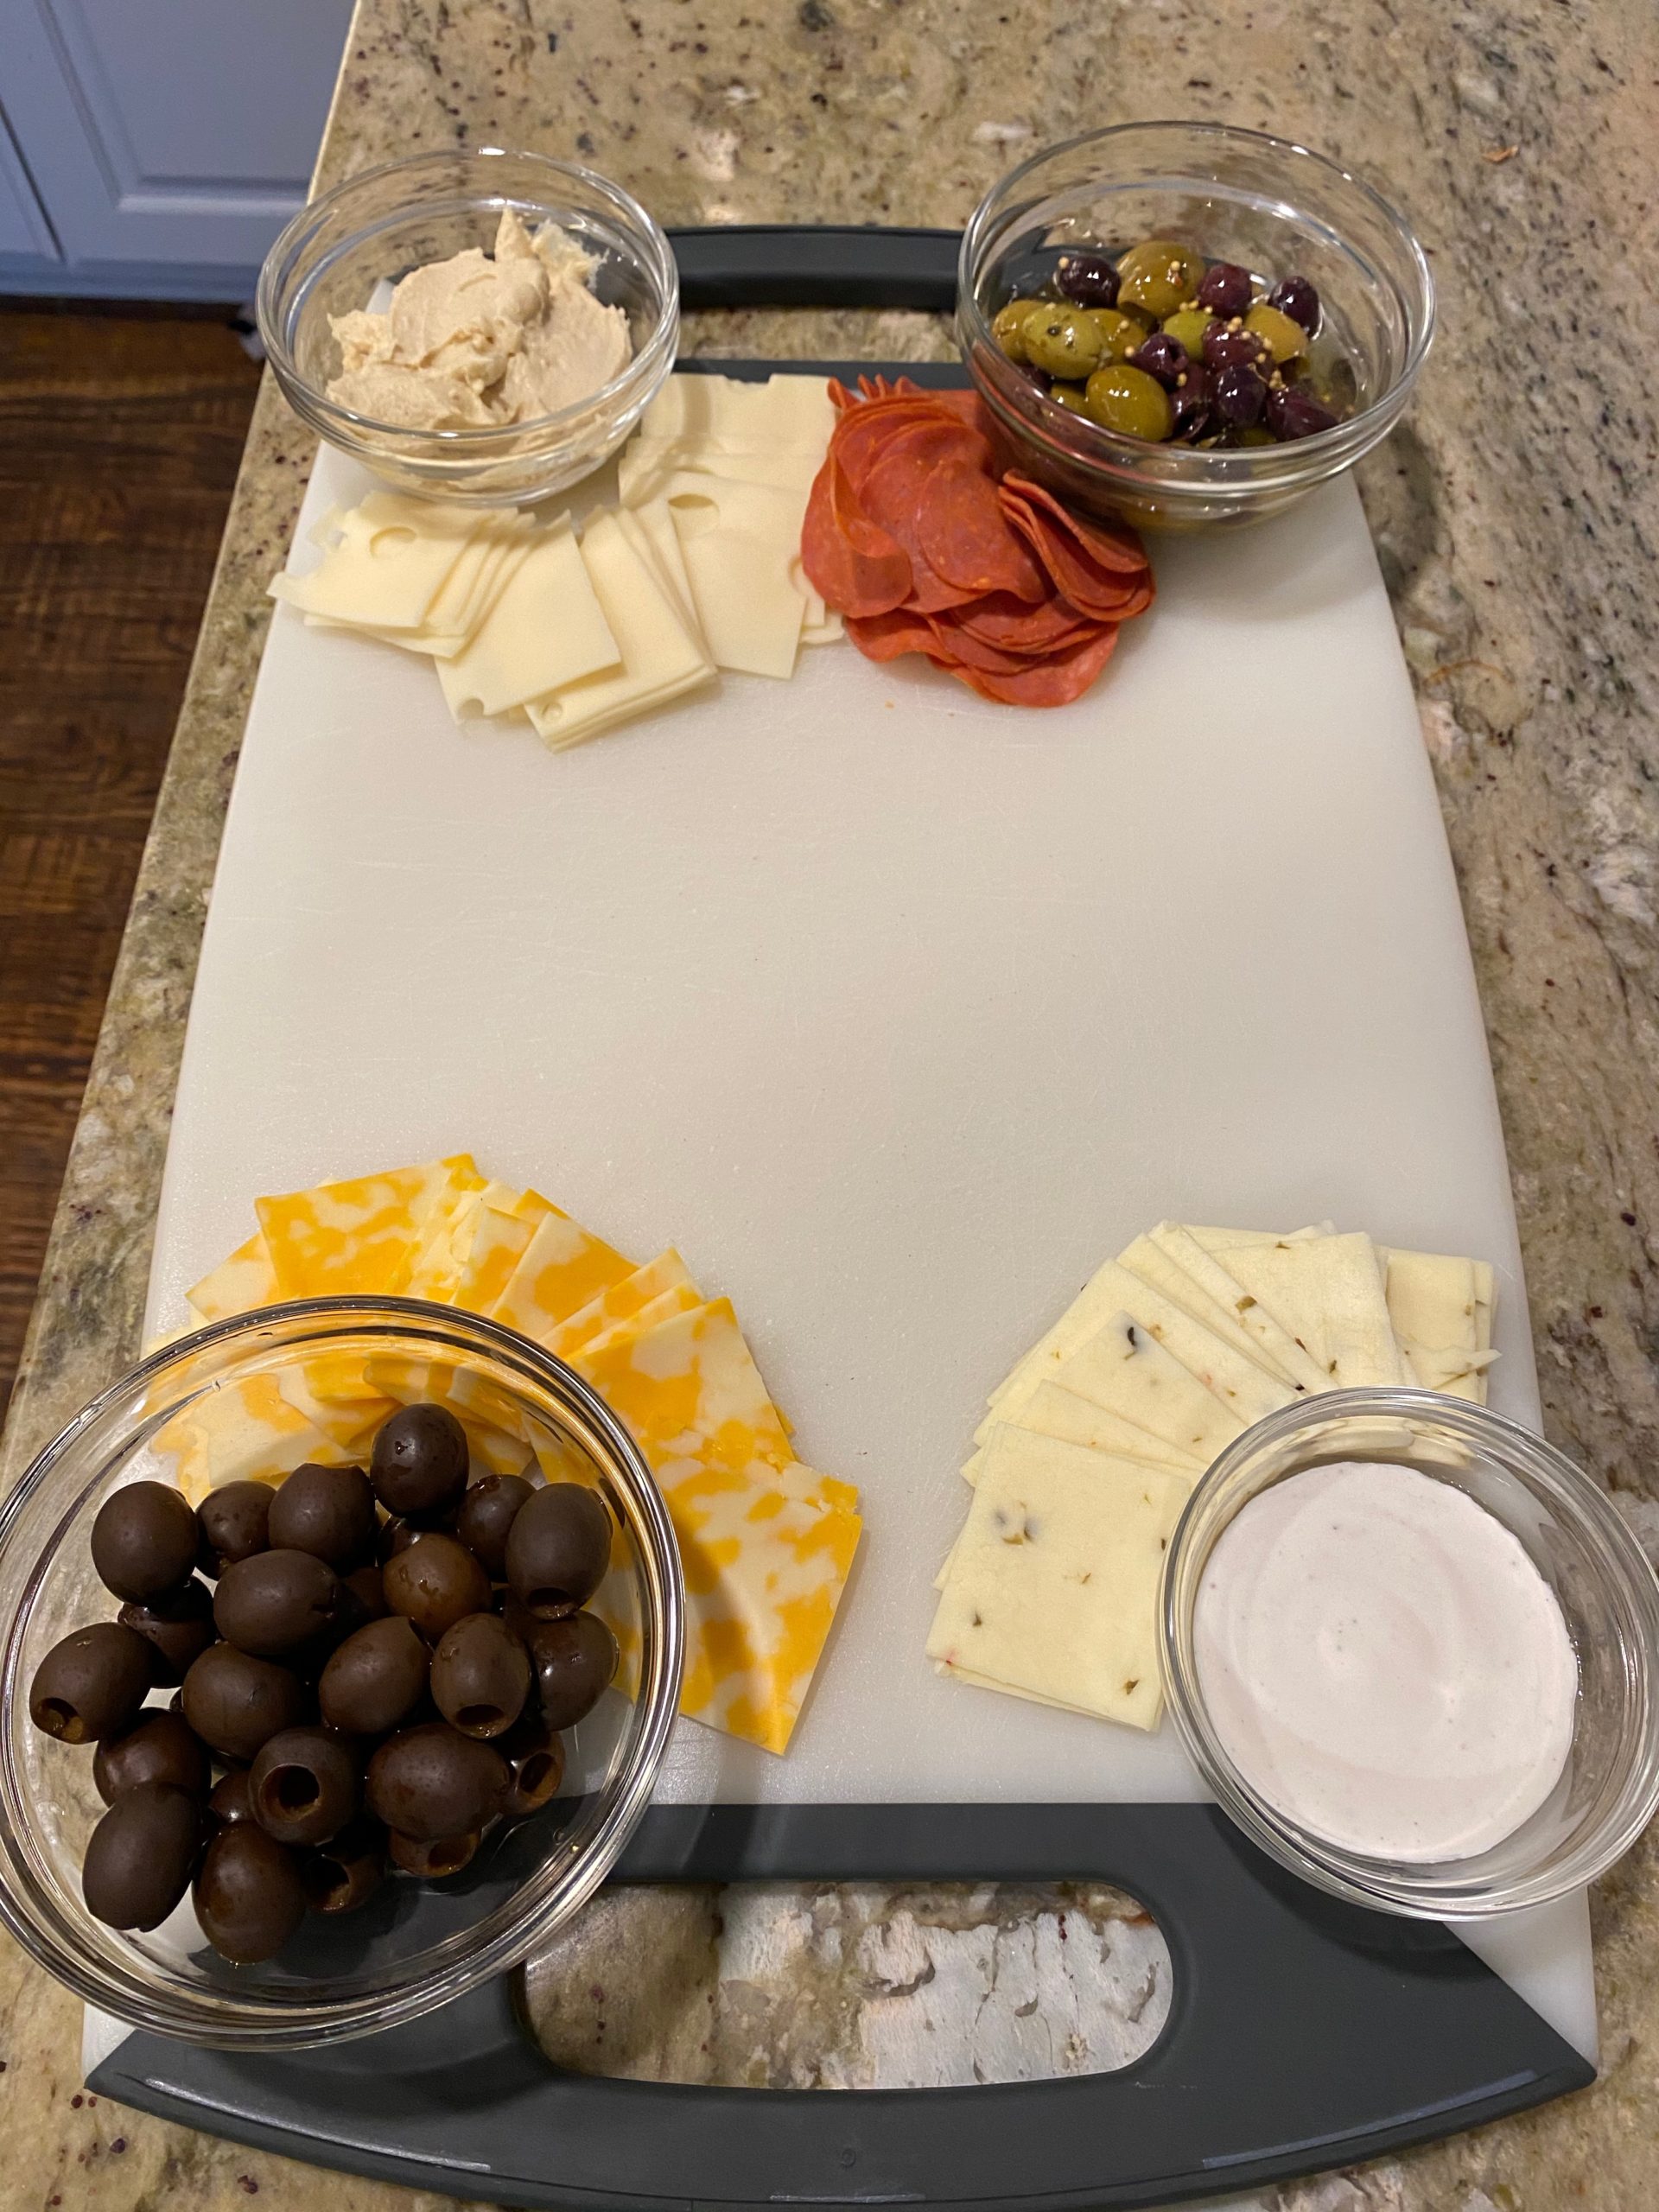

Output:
xmin=0 ymin=1300 xmax=683 ymax=2047
xmin=1161 ymin=1389 xmax=1659 ymax=1916
xmin=958 ymin=121 xmax=1434 ymax=533
xmin=257 ymin=149 xmax=679 ymax=505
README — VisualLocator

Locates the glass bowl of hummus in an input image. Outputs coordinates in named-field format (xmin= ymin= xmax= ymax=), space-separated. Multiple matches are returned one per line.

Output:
xmin=258 ymin=149 xmax=679 ymax=505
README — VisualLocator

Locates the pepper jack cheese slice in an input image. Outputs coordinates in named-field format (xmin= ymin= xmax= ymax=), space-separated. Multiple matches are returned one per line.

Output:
xmin=928 ymin=1430 xmax=1189 ymax=1732
xmin=1381 ymin=1247 xmax=1495 ymax=1402
xmin=1040 ymin=1313 xmax=1245 ymax=1464
xmin=254 ymin=1158 xmax=468 ymax=1299
xmin=1208 ymin=1231 xmax=1403 ymax=1388
xmin=963 ymin=1381 xmax=1205 ymax=1486
xmin=1143 ymin=1222 xmax=1326 ymax=1394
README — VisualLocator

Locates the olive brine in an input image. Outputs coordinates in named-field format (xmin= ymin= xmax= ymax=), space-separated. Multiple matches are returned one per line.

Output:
xmin=991 ymin=237 xmax=1353 ymax=446
xmin=30 ymin=1407 xmax=620 ymax=1965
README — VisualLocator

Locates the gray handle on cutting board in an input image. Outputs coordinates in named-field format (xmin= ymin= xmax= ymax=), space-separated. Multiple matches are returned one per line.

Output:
xmin=668 ymin=225 xmax=961 ymax=310
xmin=92 ymin=1802 xmax=1590 ymax=2211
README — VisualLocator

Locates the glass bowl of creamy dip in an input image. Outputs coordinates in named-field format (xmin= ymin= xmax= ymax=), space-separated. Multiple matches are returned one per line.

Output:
xmin=258 ymin=149 xmax=679 ymax=505
xmin=1161 ymin=1389 xmax=1659 ymax=1916
xmin=0 ymin=1300 xmax=683 ymax=2046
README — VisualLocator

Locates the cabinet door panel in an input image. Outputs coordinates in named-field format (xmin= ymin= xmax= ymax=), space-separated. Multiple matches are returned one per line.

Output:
xmin=0 ymin=103 xmax=60 ymax=261
xmin=0 ymin=0 xmax=351 ymax=276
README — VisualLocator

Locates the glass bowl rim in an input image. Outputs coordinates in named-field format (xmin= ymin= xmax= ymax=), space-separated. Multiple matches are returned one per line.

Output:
xmin=1160 ymin=1384 xmax=1659 ymax=1916
xmin=0 ymin=1294 xmax=685 ymax=2048
xmin=957 ymin=117 xmax=1437 ymax=474
xmin=256 ymin=145 xmax=681 ymax=447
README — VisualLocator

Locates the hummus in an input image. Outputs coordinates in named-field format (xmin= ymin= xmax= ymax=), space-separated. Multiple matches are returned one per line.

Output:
xmin=327 ymin=210 xmax=633 ymax=431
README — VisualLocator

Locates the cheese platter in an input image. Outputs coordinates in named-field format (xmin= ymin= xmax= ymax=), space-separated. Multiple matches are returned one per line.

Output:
xmin=4 ymin=146 xmax=1646 ymax=2209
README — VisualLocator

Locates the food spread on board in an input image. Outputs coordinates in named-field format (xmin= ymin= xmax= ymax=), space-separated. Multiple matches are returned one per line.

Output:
xmin=31 ymin=1412 xmax=620 ymax=1956
xmin=324 ymin=210 xmax=632 ymax=430
xmin=799 ymin=376 xmax=1154 ymax=704
xmin=163 ymin=1154 xmax=861 ymax=1757
xmin=928 ymin=1218 xmax=1496 ymax=1738
xmin=268 ymin=372 xmax=842 ymax=746
xmin=1192 ymin=1459 xmax=1578 ymax=1861
xmin=992 ymin=236 xmax=1354 ymax=445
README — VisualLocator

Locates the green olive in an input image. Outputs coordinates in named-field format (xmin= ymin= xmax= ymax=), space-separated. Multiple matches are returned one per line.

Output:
xmin=1116 ymin=238 xmax=1206 ymax=321
xmin=1048 ymin=382 xmax=1089 ymax=413
xmin=1243 ymin=302 xmax=1309 ymax=365
xmin=1022 ymin=307 xmax=1106 ymax=380
xmin=1230 ymin=424 xmax=1276 ymax=448
xmin=1082 ymin=362 xmax=1174 ymax=442
xmin=1079 ymin=308 xmax=1147 ymax=364
xmin=1160 ymin=308 xmax=1213 ymax=359
xmin=1112 ymin=298 xmax=1159 ymax=335
xmin=993 ymin=299 xmax=1039 ymax=363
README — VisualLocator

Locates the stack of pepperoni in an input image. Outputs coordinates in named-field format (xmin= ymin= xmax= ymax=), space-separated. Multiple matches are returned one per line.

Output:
xmin=800 ymin=377 xmax=1154 ymax=707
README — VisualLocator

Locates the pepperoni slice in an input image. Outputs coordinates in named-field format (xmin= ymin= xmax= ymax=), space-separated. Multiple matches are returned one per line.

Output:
xmin=925 ymin=609 xmax=1093 ymax=677
xmin=954 ymin=592 xmax=1095 ymax=655
xmin=999 ymin=493 xmax=1151 ymax=622
xmin=915 ymin=447 xmax=1047 ymax=602
xmin=800 ymin=455 xmax=912 ymax=617
xmin=846 ymin=607 xmax=960 ymax=666
xmin=1001 ymin=474 xmax=1149 ymax=574
xmin=855 ymin=420 xmax=988 ymax=614
xmin=954 ymin=622 xmax=1122 ymax=706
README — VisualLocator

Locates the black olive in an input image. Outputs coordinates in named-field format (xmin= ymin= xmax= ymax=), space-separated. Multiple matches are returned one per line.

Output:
xmin=209 ymin=1768 xmax=257 ymax=1826
xmin=503 ymin=1484 xmax=612 ymax=1620
xmin=181 ymin=1642 xmax=308 ymax=1763
xmin=93 ymin=1710 xmax=211 ymax=1804
xmin=83 ymin=1782 xmax=201 ymax=1931
xmin=318 ymin=1615 xmax=429 ymax=1736
xmin=382 ymin=1534 xmax=490 ymax=1641
xmin=524 ymin=1610 xmax=620 ymax=1732
xmin=90 ymin=1481 xmax=200 ymax=1603
xmin=118 ymin=1576 xmax=215 ymax=1686
xmin=194 ymin=1823 xmax=306 ymax=1963
xmin=213 ymin=1549 xmax=341 ymax=1658
xmin=195 ymin=1481 xmax=273 ymax=1573
xmin=29 ymin=1623 xmax=154 ymax=1744
xmin=267 ymin=1464 xmax=378 ymax=1569
xmin=302 ymin=1816 xmax=386 ymax=1913
xmin=387 ymin=1827 xmax=480 ymax=1878
xmin=250 ymin=1725 xmax=360 ymax=1847
xmin=370 ymin=1404 xmax=469 ymax=1517
xmin=365 ymin=1722 xmax=506 ymax=1841
xmin=454 ymin=1474 xmax=532 ymax=1578
xmin=496 ymin=1707 xmax=565 ymax=1820
xmin=429 ymin=1613 xmax=530 ymax=1738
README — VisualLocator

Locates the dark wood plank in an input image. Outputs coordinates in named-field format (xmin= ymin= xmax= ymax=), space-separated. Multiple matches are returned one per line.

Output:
xmin=0 ymin=304 xmax=261 ymax=1418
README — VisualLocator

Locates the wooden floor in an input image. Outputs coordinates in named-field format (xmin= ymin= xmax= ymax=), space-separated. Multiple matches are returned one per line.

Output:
xmin=0 ymin=304 xmax=261 ymax=1418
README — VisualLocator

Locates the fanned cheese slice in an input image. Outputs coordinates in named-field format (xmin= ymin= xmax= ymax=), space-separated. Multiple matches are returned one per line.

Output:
xmin=639 ymin=372 xmax=836 ymax=454
xmin=1116 ymin=1230 xmax=1306 ymax=1392
xmin=1184 ymin=1223 xmax=1333 ymax=1252
xmin=982 ymin=1259 xmax=1287 ymax=1443
xmin=305 ymin=522 xmax=537 ymax=659
xmin=404 ymin=1188 xmax=487 ymax=1304
xmin=275 ymin=1363 xmax=396 ymax=1451
xmin=490 ymin=1207 xmax=634 ymax=1343
xmin=188 ymin=1231 xmax=280 ymax=1323
xmin=270 ymin=493 xmax=485 ymax=630
xmin=158 ymin=1376 xmax=351 ymax=1504
xmin=615 ymin=503 xmax=701 ymax=641
xmin=1382 ymin=1247 xmax=1495 ymax=1402
xmin=664 ymin=473 xmax=808 ymax=680
xmin=1144 ymin=1222 xmax=1327 ymax=1393
xmin=447 ymin=1183 xmax=556 ymax=1315
xmin=543 ymin=1249 xmax=697 ymax=1359
xmin=575 ymin=1297 xmax=793 ymax=1477
xmin=964 ymin=1381 xmax=1205 ymax=1486
xmin=1038 ymin=1313 xmax=1246 ymax=1463
xmin=437 ymin=521 xmax=621 ymax=721
xmin=1210 ymin=1231 xmax=1403 ymax=1388
xmin=579 ymin=1280 xmax=702 ymax=1357
xmin=927 ymin=1430 xmax=1189 ymax=1732
xmin=255 ymin=1157 xmax=468 ymax=1298
xmin=643 ymin=1450 xmax=861 ymax=1752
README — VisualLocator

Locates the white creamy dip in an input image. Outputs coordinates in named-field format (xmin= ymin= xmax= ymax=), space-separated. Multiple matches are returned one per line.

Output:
xmin=1192 ymin=1459 xmax=1578 ymax=1861
xmin=326 ymin=209 xmax=632 ymax=431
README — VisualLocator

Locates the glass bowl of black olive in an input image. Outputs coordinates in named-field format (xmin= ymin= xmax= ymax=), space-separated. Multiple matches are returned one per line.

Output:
xmin=958 ymin=120 xmax=1434 ymax=532
xmin=0 ymin=1299 xmax=683 ymax=2048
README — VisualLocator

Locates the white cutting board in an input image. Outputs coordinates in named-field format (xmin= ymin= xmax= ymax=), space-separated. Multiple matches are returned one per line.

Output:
xmin=143 ymin=432 xmax=1593 ymax=2056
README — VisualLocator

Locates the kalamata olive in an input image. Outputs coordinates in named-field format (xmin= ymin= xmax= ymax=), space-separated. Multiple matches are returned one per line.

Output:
xmin=29 ymin=1623 xmax=153 ymax=1744
xmin=504 ymin=1485 xmax=612 ymax=1620
xmin=196 ymin=1481 xmax=272 ymax=1573
xmin=1214 ymin=362 xmax=1268 ymax=427
xmin=302 ymin=1817 xmax=385 ymax=1913
xmin=91 ymin=1481 xmax=200 ymax=1604
xmin=1056 ymin=251 xmax=1119 ymax=310
xmin=93 ymin=1710 xmax=211 ymax=1804
xmin=497 ymin=1709 xmax=565 ymax=1821
xmin=1171 ymin=361 xmax=1214 ymax=440
xmin=214 ymin=1548 xmax=341 ymax=1658
xmin=382 ymin=1533 xmax=490 ymax=1641
xmin=378 ymin=1516 xmax=420 ymax=1564
xmin=1202 ymin=324 xmax=1268 ymax=375
xmin=1195 ymin=260 xmax=1254 ymax=320
xmin=524 ymin=1611 xmax=619 ymax=1733
xmin=341 ymin=1563 xmax=386 ymax=1623
xmin=388 ymin=1828 xmax=480 ymax=1879
xmin=319 ymin=1616 xmax=429 ymax=1736
xmin=250 ymin=1725 xmax=359 ymax=1847
xmin=181 ymin=1642 xmax=308 ymax=1762
xmin=118 ymin=1577 xmax=215 ymax=1686
xmin=1265 ymin=385 xmax=1338 ymax=440
xmin=455 ymin=1475 xmax=532 ymax=1579
xmin=194 ymin=1823 xmax=306 ymax=1964
xmin=209 ymin=1769 xmax=257 ymax=1826
xmin=1268 ymin=272 xmax=1320 ymax=334
xmin=83 ymin=1782 xmax=201 ymax=1931
xmin=1128 ymin=332 xmax=1188 ymax=390
xmin=371 ymin=1405 xmax=469 ymax=1518
xmin=430 ymin=1614 xmax=530 ymax=1739
xmin=366 ymin=1722 xmax=506 ymax=1841
xmin=267 ymin=1464 xmax=378 ymax=1569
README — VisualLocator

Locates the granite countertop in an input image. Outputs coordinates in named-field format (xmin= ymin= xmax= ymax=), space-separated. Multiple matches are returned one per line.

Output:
xmin=3 ymin=0 xmax=1657 ymax=2204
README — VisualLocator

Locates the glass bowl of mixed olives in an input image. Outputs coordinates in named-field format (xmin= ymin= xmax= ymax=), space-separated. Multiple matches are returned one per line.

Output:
xmin=959 ymin=120 xmax=1434 ymax=532
xmin=0 ymin=1300 xmax=683 ymax=2048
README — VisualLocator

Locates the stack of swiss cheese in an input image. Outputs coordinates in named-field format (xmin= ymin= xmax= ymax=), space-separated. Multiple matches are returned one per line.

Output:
xmin=927 ymin=1220 xmax=1495 ymax=1733
xmin=163 ymin=1156 xmax=861 ymax=1753
xmin=268 ymin=373 xmax=840 ymax=750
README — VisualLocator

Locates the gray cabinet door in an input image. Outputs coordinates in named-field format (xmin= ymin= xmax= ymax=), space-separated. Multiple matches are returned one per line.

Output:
xmin=0 ymin=104 xmax=59 ymax=264
xmin=0 ymin=0 xmax=352 ymax=294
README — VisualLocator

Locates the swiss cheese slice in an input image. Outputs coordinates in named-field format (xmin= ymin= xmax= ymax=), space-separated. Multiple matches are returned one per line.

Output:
xmin=639 ymin=372 xmax=836 ymax=454
xmin=270 ymin=493 xmax=485 ymax=630
xmin=615 ymin=501 xmax=701 ymax=641
xmin=927 ymin=1430 xmax=1188 ymax=1732
xmin=664 ymin=472 xmax=808 ymax=680
xmin=437 ymin=521 xmax=621 ymax=721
